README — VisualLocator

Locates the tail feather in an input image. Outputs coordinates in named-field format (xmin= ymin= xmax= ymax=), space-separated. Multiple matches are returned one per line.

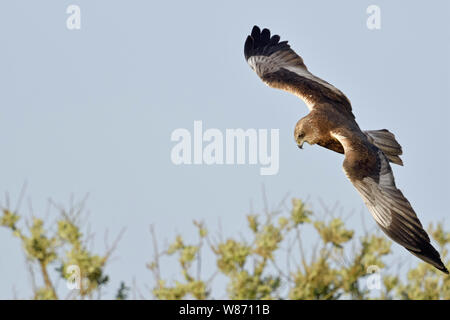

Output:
xmin=365 ymin=129 xmax=403 ymax=166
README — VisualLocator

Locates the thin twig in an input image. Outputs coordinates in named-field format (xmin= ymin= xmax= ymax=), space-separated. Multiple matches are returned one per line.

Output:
xmin=149 ymin=225 xmax=161 ymax=282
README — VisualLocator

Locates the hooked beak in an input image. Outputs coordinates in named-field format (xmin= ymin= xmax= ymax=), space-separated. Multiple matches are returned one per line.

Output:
xmin=297 ymin=142 xmax=304 ymax=149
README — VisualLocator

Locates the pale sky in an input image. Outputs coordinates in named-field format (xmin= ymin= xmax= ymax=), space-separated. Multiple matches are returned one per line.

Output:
xmin=0 ymin=1 xmax=448 ymax=299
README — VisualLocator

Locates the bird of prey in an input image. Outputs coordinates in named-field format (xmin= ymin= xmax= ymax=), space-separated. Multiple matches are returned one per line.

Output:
xmin=244 ymin=25 xmax=448 ymax=274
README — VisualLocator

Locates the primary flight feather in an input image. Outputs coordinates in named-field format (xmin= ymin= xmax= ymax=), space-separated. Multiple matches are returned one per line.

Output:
xmin=244 ymin=25 xmax=448 ymax=273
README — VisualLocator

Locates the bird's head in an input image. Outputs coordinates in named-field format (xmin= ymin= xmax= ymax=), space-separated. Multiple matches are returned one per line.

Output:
xmin=294 ymin=118 xmax=319 ymax=149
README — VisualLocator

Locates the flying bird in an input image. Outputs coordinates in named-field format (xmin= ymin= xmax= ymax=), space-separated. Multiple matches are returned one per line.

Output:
xmin=244 ymin=25 xmax=448 ymax=274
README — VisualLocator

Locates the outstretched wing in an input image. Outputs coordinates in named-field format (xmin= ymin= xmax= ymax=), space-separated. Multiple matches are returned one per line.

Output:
xmin=244 ymin=25 xmax=354 ymax=119
xmin=331 ymin=131 xmax=448 ymax=273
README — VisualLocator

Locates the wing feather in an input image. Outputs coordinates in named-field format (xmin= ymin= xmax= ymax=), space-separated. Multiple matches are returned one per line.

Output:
xmin=332 ymin=131 xmax=448 ymax=273
xmin=244 ymin=26 xmax=354 ymax=119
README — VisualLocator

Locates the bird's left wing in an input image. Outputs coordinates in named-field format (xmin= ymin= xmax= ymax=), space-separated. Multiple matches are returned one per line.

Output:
xmin=331 ymin=130 xmax=448 ymax=273
xmin=244 ymin=26 xmax=354 ymax=119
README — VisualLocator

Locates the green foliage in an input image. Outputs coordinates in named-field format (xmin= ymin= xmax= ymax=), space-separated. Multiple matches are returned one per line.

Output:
xmin=290 ymin=199 xmax=312 ymax=226
xmin=24 ymin=218 xmax=58 ymax=265
xmin=254 ymin=224 xmax=282 ymax=259
xmin=1 ymin=199 xmax=122 ymax=299
xmin=2 ymin=196 xmax=449 ymax=300
xmin=313 ymin=218 xmax=354 ymax=248
xmin=115 ymin=282 xmax=130 ymax=300
xmin=215 ymin=240 xmax=251 ymax=275
xmin=34 ymin=287 xmax=57 ymax=300
xmin=0 ymin=209 xmax=20 ymax=231
xmin=147 ymin=198 xmax=450 ymax=300
xmin=289 ymin=256 xmax=340 ymax=299
xmin=151 ymin=222 xmax=209 ymax=300
xmin=153 ymin=280 xmax=207 ymax=300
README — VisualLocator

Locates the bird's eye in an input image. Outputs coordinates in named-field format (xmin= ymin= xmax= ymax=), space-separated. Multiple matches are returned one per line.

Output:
xmin=298 ymin=133 xmax=305 ymax=139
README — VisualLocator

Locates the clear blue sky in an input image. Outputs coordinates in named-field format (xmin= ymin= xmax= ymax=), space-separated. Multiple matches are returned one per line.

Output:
xmin=0 ymin=1 xmax=448 ymax=299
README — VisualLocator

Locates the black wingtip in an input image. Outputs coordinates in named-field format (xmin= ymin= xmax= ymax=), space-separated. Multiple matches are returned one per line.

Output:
xmin=408 ymin=243 xmax=449 ymax=275
xmin=260 ymin=28 xmax=270 ymax=42
xmin=439 ymin=265 xmax=449 ymax=274
xmin=244 ymin=36 xmax=253 ymax=61
xmin=251 ymin=25 xmax=261 ymax=38
xmin=244 ymin=25 xmax=290 ymax=61
xmin=426 ymin=246 xmax=449 ymax=275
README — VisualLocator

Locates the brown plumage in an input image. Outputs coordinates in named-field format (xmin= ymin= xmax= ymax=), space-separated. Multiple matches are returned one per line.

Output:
xmin=244 ymin=25 xmax=448 ymax=274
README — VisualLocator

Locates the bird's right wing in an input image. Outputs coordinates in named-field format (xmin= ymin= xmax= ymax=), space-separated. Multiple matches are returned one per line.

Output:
xmin=244 ymin=26 xmax=354 ymax=119
xmin=331 ymin=130 xmax=448 ymax=273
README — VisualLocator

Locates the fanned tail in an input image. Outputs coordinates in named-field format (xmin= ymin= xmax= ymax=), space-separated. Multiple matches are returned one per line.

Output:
xmin=365 ymin=129 xmax=403 ymax=166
